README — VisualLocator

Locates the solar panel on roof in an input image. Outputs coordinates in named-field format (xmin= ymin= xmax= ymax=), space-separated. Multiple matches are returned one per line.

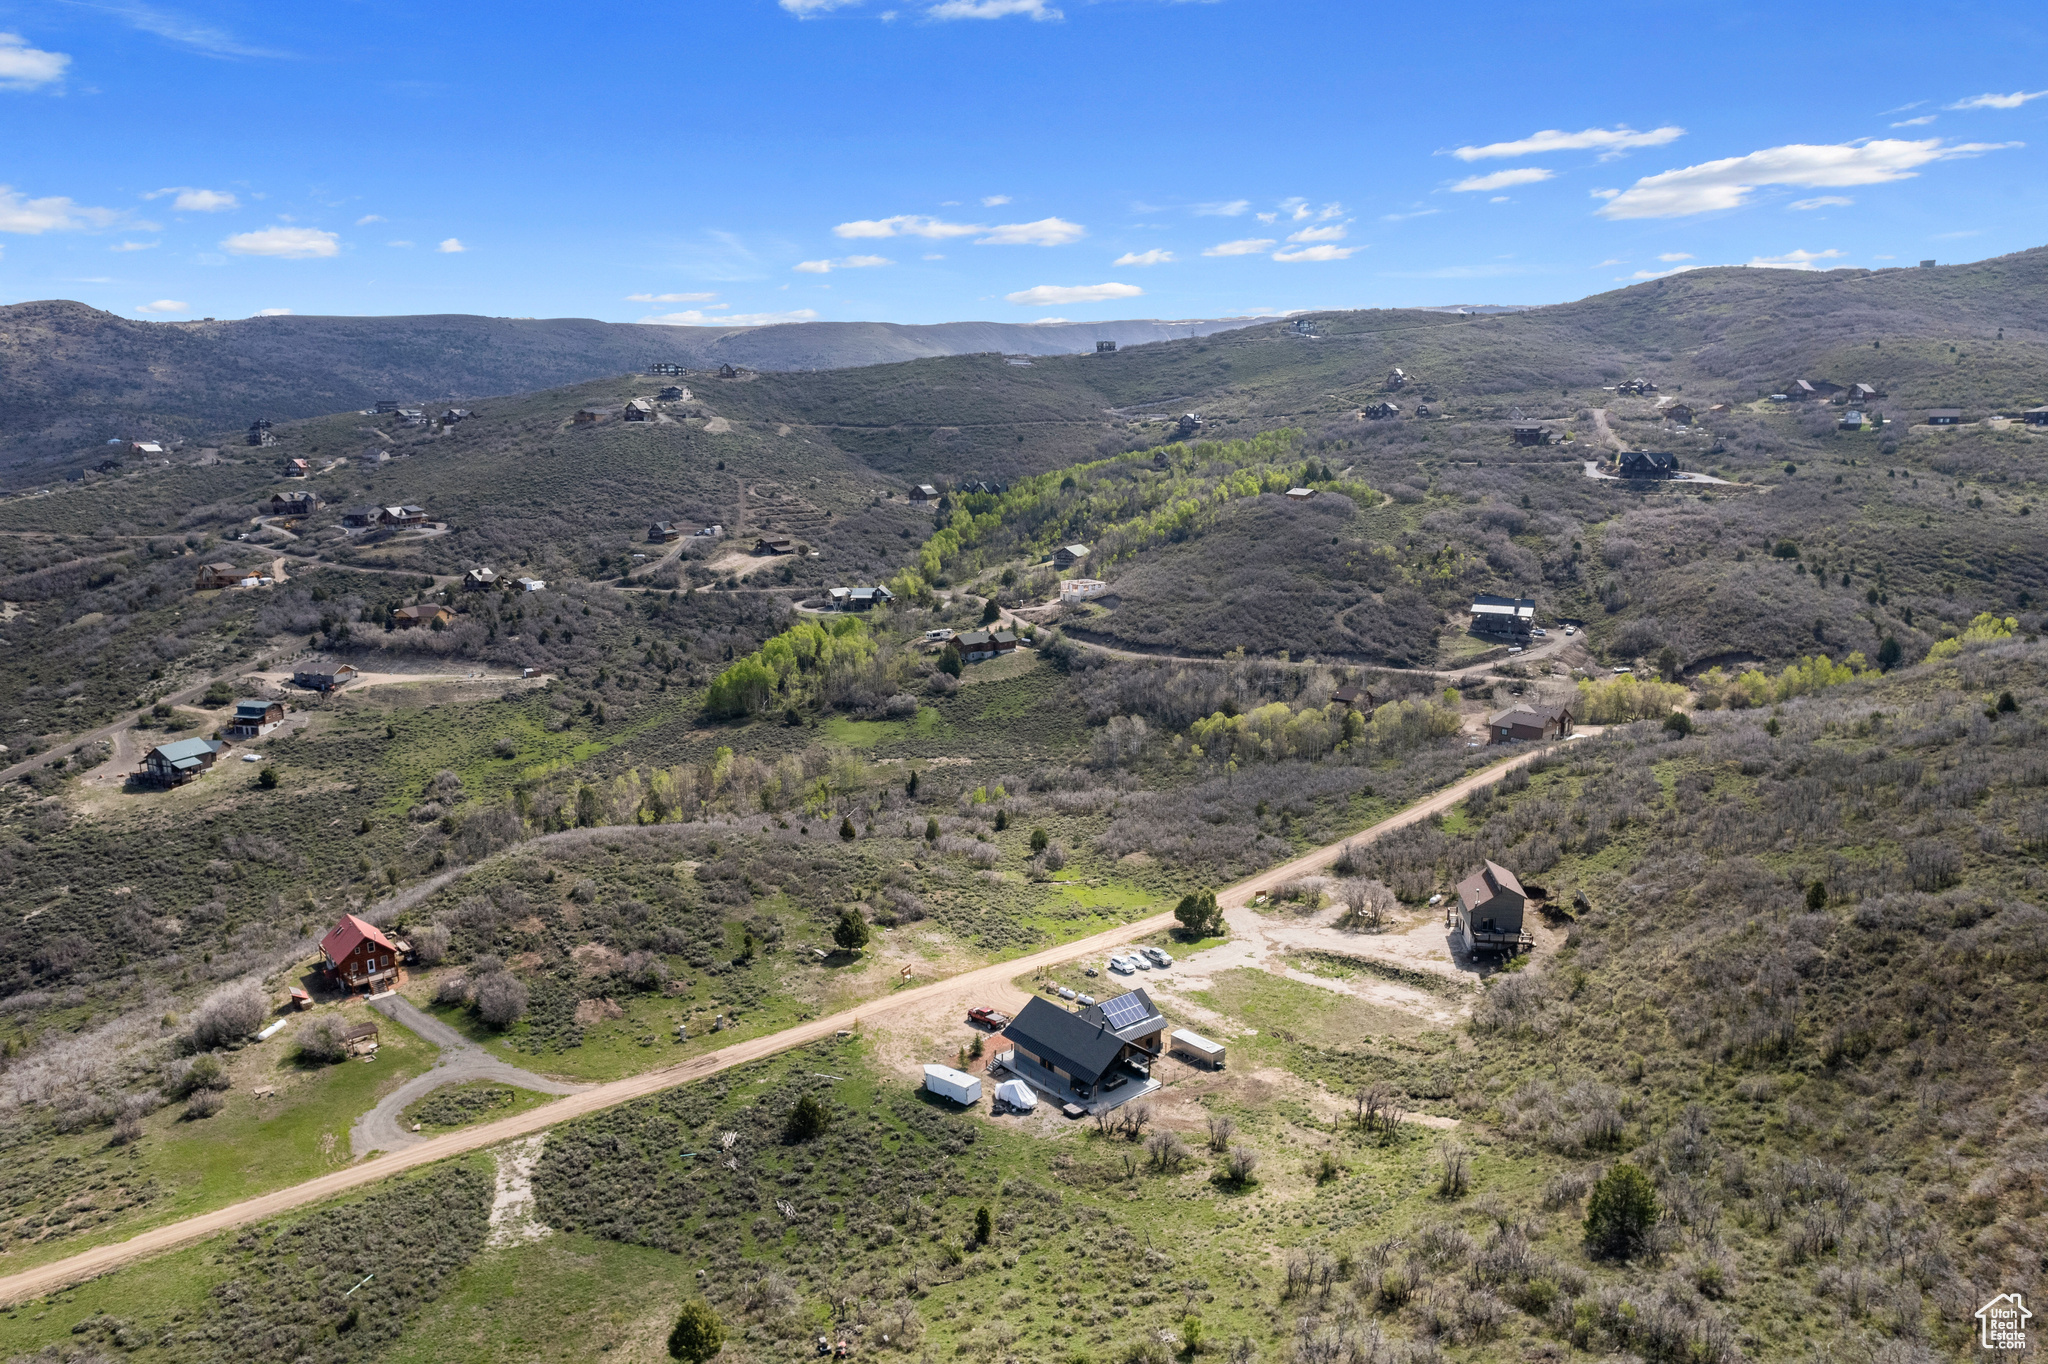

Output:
xmin=1099 ymin=993 xmax=1150 ymax=1029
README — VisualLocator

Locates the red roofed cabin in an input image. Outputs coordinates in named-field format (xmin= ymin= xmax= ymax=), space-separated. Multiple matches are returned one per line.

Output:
xmin=320 ymin=914 xmax=400 ymax=993
xmin=1453 ymin=860 xmax=1533 ymax=957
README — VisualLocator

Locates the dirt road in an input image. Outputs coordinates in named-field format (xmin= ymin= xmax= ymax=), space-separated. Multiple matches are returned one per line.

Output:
xmin=0 ymin=737 xmax=1569 ymax=1306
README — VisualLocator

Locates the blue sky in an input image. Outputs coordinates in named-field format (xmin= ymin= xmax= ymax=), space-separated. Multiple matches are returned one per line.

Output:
xmin=3 ymin=0 xmax=2044 ymax=326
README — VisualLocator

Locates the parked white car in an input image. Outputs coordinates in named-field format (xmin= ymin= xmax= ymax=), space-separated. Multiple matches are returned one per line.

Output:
xmin=1108 ymin=957 xmax=1135 ymax=975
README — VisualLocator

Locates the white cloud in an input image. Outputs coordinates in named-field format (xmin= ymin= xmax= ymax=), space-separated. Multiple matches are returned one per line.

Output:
xmin=1380 ymin=208 xmax=1440 ymax=222
xmin=1451 ymin=167 xmax=1554 ymax=193
xmin=1003 ymin=282 xmax=1141 ymax=306
xmin=1627 ymin=266 xmax=1697 ymax=280
xmin=1790 ymin=196 xmax=1852 ymax=210
xmin=921 ymin=253 xmax=945 ymax=260
xmin=834 ymin=213 xmax=982 ymax=239
xmin=1890 ymin=115 xmax=1936 ymax=128
xmin=110 ymin=240 xmax=158 ymax=252
xmin=1192 ymin=199 xmax=1249 ymax=216
xmin=1657 ymin=252 xmax=1693 ymax=261
xmin=1022 ymin=317 xmax=1069 ymax=325
xmin=1596 ymin=138 xmax=2018 ymax=218
xmin=1254 ymin=212 xmax=1277 ymax=224
xmin=1946 ymin=90 xmax=2047 ymax=110
xmin=1203 ymin=238 xmax=1277 ymax=256
xmin=221 ymin=226 xmax=340 ymax=258
xmin=1272 ymin=244 xmax=1357 ymax=262
xmin=146 ymin=187 xmax=238 ymax=212
xmin=436 ymin=237 xmax=466 ymax=253
xmin=981 ymin=194 xmax=1011 ymax=206
xmin=106 ymin=7 xmax=286 ymax=58
xmin=928 ymin=0 xmax=1061 ymax=19
xmin=1286 ymin=224 xmax=1347 ymax=243
xmin=1113 ymin=249 xmax=1173 ymax=266
xmin=780 ymin=0 xmax=862 ymax=12
xmin=134 ymin=299 xmax=188 ymax=313
xmin=387 ymin=240 xmax=413 ymax=248
xmin=0 ymin=31 xmax=70 ymax=89
xmin=626 ymin=291 xmax=718 ymax=302
xmin=1747 ymin=248 xmax=1846 ymax=270
xmin=255 ymin=307 xmax=292 ymax=316
xmin=1451 ymin=125 xmax=1685 ymax=161
xmin=640 ymin=308 xmax=819 ymax=326
xmin=0 ymin=186 xmax=120 ymax=234
xmin=1598 ymin=258 xmax=1624 ymax=266
xmin=794 ymin=254 xmax=893 ymax=273
xmin=976 ymin=216 xmax=1085 ymax=246
xmin=355 ymin=213 xmax=385 ymax=225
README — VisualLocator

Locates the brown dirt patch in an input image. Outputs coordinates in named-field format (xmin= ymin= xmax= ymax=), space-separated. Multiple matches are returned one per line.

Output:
xmin=574 ymin=998 xmax=624 ymax=1027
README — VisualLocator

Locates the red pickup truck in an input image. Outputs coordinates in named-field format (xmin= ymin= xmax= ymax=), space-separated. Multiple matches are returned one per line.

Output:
xmin=967 ymin=1007 xmax=1011 ymax=1029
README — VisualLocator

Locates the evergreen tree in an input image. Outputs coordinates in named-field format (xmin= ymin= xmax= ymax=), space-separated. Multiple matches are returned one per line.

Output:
xmin=1584 ymin=1162 xmax=1659 ymax=1259
xmin=667 ymin=1300 xmax=724 ymax=1362
xmin=833 ymin=908 xmax=871 ymax=952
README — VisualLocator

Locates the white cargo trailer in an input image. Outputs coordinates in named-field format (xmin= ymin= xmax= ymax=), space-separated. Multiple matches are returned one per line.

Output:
xmin=1169 ymin=1028 xmax=1226 ymax=1069
xmin=922 ymin=1063 xmax=982 ymax=1105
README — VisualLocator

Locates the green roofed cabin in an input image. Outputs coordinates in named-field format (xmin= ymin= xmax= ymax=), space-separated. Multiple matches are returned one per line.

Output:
xmin=139 ymin=737 xmax=223 ymax=787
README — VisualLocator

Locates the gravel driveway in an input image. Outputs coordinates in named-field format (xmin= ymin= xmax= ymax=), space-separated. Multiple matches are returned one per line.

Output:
xmin=348 ymin=994 xmax=589 ymax=1157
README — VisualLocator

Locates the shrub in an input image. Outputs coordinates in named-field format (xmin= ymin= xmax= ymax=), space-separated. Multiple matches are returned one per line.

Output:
xmin=667 ymin=1300 xmax=725 ymax=1363
xmin=1584 ymin=1161 xmax=1659 ymax=1259
xmin=784 ymin=1093 xmax=829 ymax=1143
xmin=295 ymin=1015 xmax=353 ymax=1064
xmin=1173 ymin=889 xmax=1224 ymax=938
xmin=412 ymin=923 xmax=451 ymax=967
xmin=1223 ymin=1144 xmax=1259 ymax=1186
xmin=189 ymin=985 xmax=268 ymax=1050
xmin=473 ymin=971 xmax=529 ymax=1028
xmin=185 ymin=1089 xmax=225 ymax=1119
xmin=974 ymin=1205 xmax=992 ymax=1245
xmin=257 ymin=766 xmax=279 ymax=789
xmin=1662 ymin=711 xmax=1693 ymax=736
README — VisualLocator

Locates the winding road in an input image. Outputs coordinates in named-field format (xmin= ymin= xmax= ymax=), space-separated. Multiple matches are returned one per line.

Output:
xmin=0 ymin=736 xmax=1575 ymax=1307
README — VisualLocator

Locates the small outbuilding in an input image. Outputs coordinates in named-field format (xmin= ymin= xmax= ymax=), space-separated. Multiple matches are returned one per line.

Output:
xmin=1284 ymin=487 xmax=1316 ymax=500
xmin=910 ymin=484 xmax=939 ymax=502
xmin=1330 ymin=685 xmax=1374 ymax=709
xmin=1925 ymin=409 xmax=1963 ymax=426
xmin=1169 ymin=1029 xmax=1225 ymax=1069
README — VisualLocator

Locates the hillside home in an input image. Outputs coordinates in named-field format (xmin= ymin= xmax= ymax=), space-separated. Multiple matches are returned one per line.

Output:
xmin=193 ymin=561 xmax=243 ymax=590
xmin=442 ymin=408 xmax=471 ymax=422
xmin=910 ymin=484 xmax=939 ymax=502
xmin=1000 ymin=988 xmax=1167 ymax=1104
xmin=226 ymin=699 xmax=286 ymax=738
xmin=462 ymin=566 xmax=498 ymax=591
xmin=1453 ymin=861 xmax=1531 ymax=956
xmin=753 ymin=535 xmax=795 ymax=556
xmin=1618 ymin=450 xmax=1679 ymax=478
xmin=341 ymin=507 xmax=380 ymax=528
xmin=953 ymin=629 xmax=1019 ymax=662
xmin=374 ymin=401 xmax=402 ymax=414
xmin=1511 ymin=423 xmax=1548 ymax=445
xmin=1053 ymin=544 xmax=1090 ymax=570
xmin=1416 ymin=403 xmax=1435 ymax=418
xmin=1059 ymin=578 xmax=1108 ymax=602
xmin=1331 ymin=685 xmax=1374 ymax=709
xmin=126 ymin=440 xmax=165 ymax=458
xmin=1926 ymin=409 xmax=1963 ymax=426
xmin=1849 ymin=384 xmax=1880 ymax=404
xmin=379 ymin=505 xmax=429 ymax=527
xmin=1177 ymin=413 xmax=1204 ymax=434
xmin=573 ymin=407 xmax=612 ymax=425
xmin=718 ymin=364 xmax=740 ymax=378
xmin=139 ymin=737 xmax=222 ymax=787
xmin=279 ymin=457 xmax=310 ymax=478
xmin=2025 ymin=407 xmax=2048 ymax=427
xmin=1096 ymin=340 xmax=1117 ymax=353
xmin=658 ymin=385 xmax=687 ymax=401
xmin=623 ymin=398 xmax=655 ymax=422
xmin=649 ymin=521 xmax=683 ymax=543
xmin=1839 ymin=411 xmax=1868 ymax=431
xmin=1469 ymin=594 xmax=1536 ymax=639
xmin=1663 ymin=404 xmax=1694 ymax=426
xmin=320 ymin=914 xmax=400 ymax=993
xmin=393 ymin=604 xmax=455 ymax=629
xmin=247 ymin=420 xmax=275 ymax=447
xmin=1615 ymin=378 xmax=1659 ymax=396
xmin=1387 ymin=367 xmax=1408 ymax=389
xmin=293 ymin=663 xmax=357 ymax=691
xmin=649 ymin=362 xmax=686 ymax=376
xmin=1284 ymin=487 xmax=1316 ymax=501
xmin=269 ymin=491 xmax=318 ymax=518
xmin=358 ymin=449 xmax=389 ymax=467
xmin=1487 ymin=698 xmax=1575 ymax=744
xmin=828 ymin=585 xmax=894 ymax=611
xmin=1365 ymin=401 xmax=1401 ymax=419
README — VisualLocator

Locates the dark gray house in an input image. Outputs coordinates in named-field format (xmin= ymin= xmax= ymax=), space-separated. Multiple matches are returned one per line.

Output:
xmin=1002 ymin=989 xmax=1167 ymax=1100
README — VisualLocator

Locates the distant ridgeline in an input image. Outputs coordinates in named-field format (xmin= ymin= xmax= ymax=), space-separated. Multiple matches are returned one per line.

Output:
xmin=906 ymin=430 xmax=1380 ymax=592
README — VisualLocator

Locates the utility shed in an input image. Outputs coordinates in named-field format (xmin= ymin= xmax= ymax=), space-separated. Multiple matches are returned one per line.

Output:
xmin=1169 ymin=1029 xmax=1225 ymax=1068
xmin=923 ymin=1064 xmax=982 ymax=1105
